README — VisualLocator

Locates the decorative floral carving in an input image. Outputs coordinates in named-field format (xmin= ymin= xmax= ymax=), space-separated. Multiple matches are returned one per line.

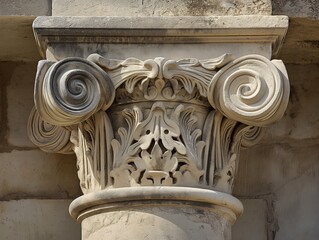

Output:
xmin=110 ymin=103 xmax=204 ymax=188
xmin=88 ymin=53 xmax=233 ymax=101
xmin=28 ymin=54 xmax=289 ymax=194
xmin=202 ymin=111 xmax=263 ymax=193
xmin=70 ymin=111 xmax=114 ymax=193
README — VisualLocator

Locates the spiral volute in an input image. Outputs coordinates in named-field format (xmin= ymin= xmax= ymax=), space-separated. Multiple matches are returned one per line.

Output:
xmin=35 ymin=58 xmax=115 ymax=126
xmin=208 ymin=55 xmax=289 ymax=126
xmin=28 ymin=108 xmax=73 ymax=153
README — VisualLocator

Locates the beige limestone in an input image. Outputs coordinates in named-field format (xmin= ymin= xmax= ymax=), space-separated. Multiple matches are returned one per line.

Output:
xmin=263 ymin=63 xmax=319 ymax=141
xmin=6 ymin=62 xmax=38 ymax=147
xmin=52 ymin=0 xmax=272 ymax=16
xmin=0 ymin=150 xmax=81 ymax=199
xmin=33 ymin=16 xmax=288 ymax=59
xmin=0 ymin=0 xmax=318 ymax=239
xmin=0 ymin=199 xmax=80 ymax=240
xmin=234 ymin=144 xmax=319 ymax=196
xmin=0 ymin=0 xmax=51 ymax=16
xmin=82 ymin=204 xmax=232 ymax=240
xmin=0 ymin=16 xmax=40 ymax=62
xmin=27 ymin=14 xmax=290 ymax=240
xmin=232 ymin=199 xmax=268 ymax=240
xmin=29 ymin=53 xmax=289 ymax=193
xmin=70 ymin=187 xmax=242 ymax=239
xmin=275 ymin=160 xmax=319 ymax=240
xmin=272 ymin=0 xmax=319 ymax=19
xmin=1 ymin=0 xmax=318 ymax=20
xmin=278 ymin=18 xmax=319 ymax=64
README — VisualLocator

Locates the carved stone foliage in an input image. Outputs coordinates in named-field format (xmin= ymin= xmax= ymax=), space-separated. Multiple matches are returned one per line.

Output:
xmin=28 ymin=54 xmax=289 ymax=194
xmin=110 ymin=103 xmax=205 ymax=188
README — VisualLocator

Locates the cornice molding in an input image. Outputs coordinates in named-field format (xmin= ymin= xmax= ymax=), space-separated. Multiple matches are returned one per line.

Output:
xmin=33 ymin=15 xmax=288 ymax=58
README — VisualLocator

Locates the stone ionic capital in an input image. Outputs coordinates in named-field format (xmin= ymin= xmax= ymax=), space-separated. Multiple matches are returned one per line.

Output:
xmin=28 ymin=15 xmax=290 ymax=240
xmin=29 ymin=53 xmax=289 ymax=235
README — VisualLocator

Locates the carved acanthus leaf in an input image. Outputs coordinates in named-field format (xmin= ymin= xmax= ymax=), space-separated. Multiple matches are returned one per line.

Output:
xmin=178 ymin=106 xmax=206 ymax=170
xmin=110 ymin=103 xmax=204 ymax=188
xmin=88 ymin=53 xmax=234 ymax=99
xmin=70 ymin=111 xmax=114 ymax=193
xmin=131 ymin=103 xmax=186 ymax=155
xmin=28 ymin=54 xmax=289 ymax=195
xmin=202 ymin=110 xmax=264 ymax=193
xmin=162 ymin=54 xmax=234 ymax=97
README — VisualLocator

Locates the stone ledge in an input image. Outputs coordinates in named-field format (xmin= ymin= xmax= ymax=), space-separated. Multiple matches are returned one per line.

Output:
xmin=69 ymin=187 xmax=244 ymax=221
xmin=1 ymin=16 xmax=317 ymax=64
xmin=33 ymin=15 xmax=288 ymax=58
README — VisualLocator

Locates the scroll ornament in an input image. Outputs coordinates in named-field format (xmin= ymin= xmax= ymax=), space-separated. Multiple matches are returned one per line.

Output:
xmin=208 ymin=55 xmax=289 ymax=126
xmin=28 ymin=54 xmax=289 ymax=194
xmin=34 ymin=58 xmax=115 ymax=126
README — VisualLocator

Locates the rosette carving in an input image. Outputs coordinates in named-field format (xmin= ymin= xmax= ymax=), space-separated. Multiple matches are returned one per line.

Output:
xmin=207 ymin=55 xmax=289 ymax=126
xmin=35 ymin=58 xmax=115 ymax=126
xmin=28 ymin=107 xmax=73 ymax=153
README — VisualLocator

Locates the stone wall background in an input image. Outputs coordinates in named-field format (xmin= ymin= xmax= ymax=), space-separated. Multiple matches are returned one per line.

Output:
xmin=0 ymin=1 xmax=318 ymax=239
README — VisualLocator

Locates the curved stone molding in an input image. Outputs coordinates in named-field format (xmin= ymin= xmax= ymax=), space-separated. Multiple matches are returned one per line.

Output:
xmin=28 ymin=107 xmax=73 ymax=153
xmin=35 ymin=57 xmax=115 ymax=126
xmin=70 ymin=187 xmax=243 ymax=240
xmin=207 ymin=55 xmax=290 ymax=126
xmin=69 ymin=186 xmax=244 ymax=221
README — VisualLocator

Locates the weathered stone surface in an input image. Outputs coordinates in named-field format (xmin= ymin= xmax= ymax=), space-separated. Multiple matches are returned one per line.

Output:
xmin=33 ymin=16 xmax=287 ymax=59
xmin=29 ymin=53 xmax=289 ymax=196
xmin=232 ymin=199 xmax=267 ymax=240
xmin=52 ymin=0 xmax=272 ymax=16
xmin=0 ymin=0 xmax=317 ymax=239
xmin=234 ymin=144 xmax=319 ymax=196
xmin=0 ymin=16 xmax=41 ymax=61
xmin=278 ymin=18 xmax=319 ymax=64
xmin=2 ymin=0 xmax=319 ymax=20
xmin=28 ymin=13 xmax=290 ymax=240
xmin=273 ymin=0 xmax=319 ymax=19
xmin=1 ymin=16 xmax=317 ymax=64
xmin=6 ymin=62 xmax=38 ymax=147
xmin=262 ymin=63 xmax=319 ymax=141
xmin=0 ymin=150 xmax=81 ymax=199
xmin=0 ymin=0 xmax=51 ymax=16
xmin=275 ymin=161 xmax=319 ymax=239
xmin=1 ymin=0 xmax=318 ymax=20
xmin=82 ymin=203 xmax=234 ymax=240
xmin=0 ymin=199 xmax=80 ymax=240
